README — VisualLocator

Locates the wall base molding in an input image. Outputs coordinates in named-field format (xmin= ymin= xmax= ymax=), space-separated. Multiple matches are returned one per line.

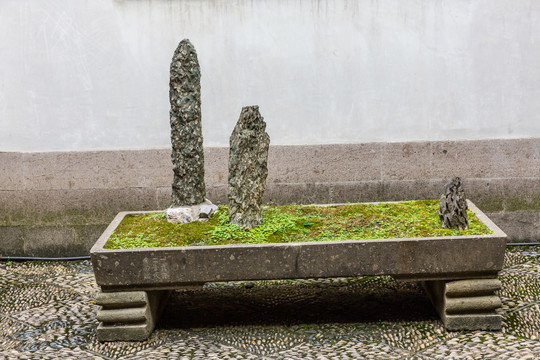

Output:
xmin=2 ymin=138 xmax=539 ymax=256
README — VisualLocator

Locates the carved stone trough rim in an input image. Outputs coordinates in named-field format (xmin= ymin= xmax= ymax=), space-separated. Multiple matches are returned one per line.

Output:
xmin=91 ymin=200 xmax=505 ymax=252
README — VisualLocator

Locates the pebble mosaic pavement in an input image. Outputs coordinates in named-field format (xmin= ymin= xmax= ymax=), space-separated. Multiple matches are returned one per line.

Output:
xmin=0 ymin=246 xmax=539 ymax=359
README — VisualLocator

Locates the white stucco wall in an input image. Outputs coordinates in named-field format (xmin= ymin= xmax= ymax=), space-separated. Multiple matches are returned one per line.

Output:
xmin=2 ymin=0 xmax=540 ymax=152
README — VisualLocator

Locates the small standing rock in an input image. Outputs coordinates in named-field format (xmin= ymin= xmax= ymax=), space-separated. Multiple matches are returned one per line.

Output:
xmin=439 ymin=177 xmax=469 ymax=230
xmin=228 ymin=106 xmax=270 ymax=228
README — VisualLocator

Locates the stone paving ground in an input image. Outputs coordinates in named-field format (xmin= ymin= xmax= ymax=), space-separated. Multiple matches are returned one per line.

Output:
xmin=0 ymin=246 xmax=539 ymax=359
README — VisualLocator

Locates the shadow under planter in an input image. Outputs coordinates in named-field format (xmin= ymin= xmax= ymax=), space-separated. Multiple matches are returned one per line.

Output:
xmin=90 ymin=200 xmax=507 ymax=341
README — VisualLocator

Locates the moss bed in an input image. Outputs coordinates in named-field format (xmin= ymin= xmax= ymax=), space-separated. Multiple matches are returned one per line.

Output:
xmin=104 ymin=200 xmax=493 ymax=250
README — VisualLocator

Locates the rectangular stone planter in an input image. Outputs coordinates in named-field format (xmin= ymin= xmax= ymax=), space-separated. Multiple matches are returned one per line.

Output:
xmin=90 ymin=200 xmax=507 ymax=341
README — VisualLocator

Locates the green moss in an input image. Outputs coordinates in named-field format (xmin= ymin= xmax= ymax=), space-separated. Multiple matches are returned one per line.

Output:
xmin=105 ymin=200 xmax=493 ymax=250
xmin=5 ymin=208 xmax=99 ymax=226
xmin=5 ymin=211 xmax=25 ymax=226
xmin=504 ymin=196 xmax=540 ymax=212
xmin=473 ymin=196 xmax=505 ymax=212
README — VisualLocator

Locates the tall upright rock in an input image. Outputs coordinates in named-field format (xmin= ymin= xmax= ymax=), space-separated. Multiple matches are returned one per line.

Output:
xmin=169 ymin=39 xmax=206 ymax=206
xmin=439 ymin=177 xmax=469 ymax=230
xmin=228 ymin=106 xmax=270 ymax=228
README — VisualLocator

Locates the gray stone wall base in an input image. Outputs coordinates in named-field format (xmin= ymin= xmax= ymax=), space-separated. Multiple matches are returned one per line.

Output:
xmin=95 ymin=290 xmax=169 ymax=342
xmin=423 ymin=279 xmax=502 ymax=331
xmin=2 ymin=138 xmax=540 ymax=257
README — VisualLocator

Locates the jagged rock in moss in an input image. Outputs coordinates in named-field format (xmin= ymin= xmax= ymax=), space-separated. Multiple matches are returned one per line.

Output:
xmin=439 ymin=177 xmax=469 ymax=230
xmin=169 ymin=39 xmax=206 ymax=206
xmin=228 ymin=106 xmax=270 ymax=228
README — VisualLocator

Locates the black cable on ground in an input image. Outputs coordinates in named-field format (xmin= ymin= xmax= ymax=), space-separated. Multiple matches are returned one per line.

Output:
xmin=506 ymin=242 xmax=540 ymax=246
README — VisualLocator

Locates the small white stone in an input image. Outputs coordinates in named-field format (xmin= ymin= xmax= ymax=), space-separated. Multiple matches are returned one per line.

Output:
xmin=166 ymin=199 xmax=217 ymax=223
xmin=166 ymin=207 xmax=194 ymax=224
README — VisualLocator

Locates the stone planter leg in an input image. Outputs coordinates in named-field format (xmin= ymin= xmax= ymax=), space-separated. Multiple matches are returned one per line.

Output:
xmin=95 ymin=290 xmax=170 ymax=342
xmin=423 ymin=278 xmax=502 ymax=331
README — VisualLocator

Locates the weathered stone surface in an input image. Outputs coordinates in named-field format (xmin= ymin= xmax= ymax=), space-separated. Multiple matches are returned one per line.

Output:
xmin=169 ymin=39 xmax=206 ymax=206
xmin=439 ymin=176 xmax=469 ymax=229
xmin=199 ymin=204 xmax=218 ymax=219
xmin=228 ymin=106 xmax=270 ymax=228
xmin=165 ymin=207 xmax=194 ymax=224
xmin=423 ymin=278 xmax=503 ymax=330
xmin=95 ymin=290 xmax=169 ymax=342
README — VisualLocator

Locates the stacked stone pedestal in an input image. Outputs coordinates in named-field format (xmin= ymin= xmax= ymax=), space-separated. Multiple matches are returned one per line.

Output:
xmin=95 ymin=290 xmax=170 ymax=342
xmin=423 ymin=278 xmax=502 ymax=330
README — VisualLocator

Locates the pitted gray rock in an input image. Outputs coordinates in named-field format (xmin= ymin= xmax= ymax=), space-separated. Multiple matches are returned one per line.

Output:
xmin=228 ymin=106 xmax=270 ymax=228
xmin=169 ymin=39 xmax=206 ymax=206
xmin=439 ymin=176 xmax=469 ymax=229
